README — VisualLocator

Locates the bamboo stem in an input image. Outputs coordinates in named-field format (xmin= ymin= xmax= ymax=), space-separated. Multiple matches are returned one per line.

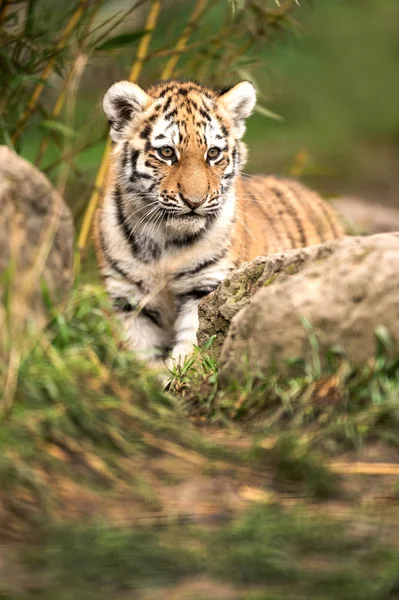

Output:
xmin=128 ymin=0 xmax=161 ymax=82
xmin=77 ymin=0 xmax=212 ymax=267
xmin=11 ymin=0 xmax=88 ymax=146
xmin=149 ymin=36 xmax=215 ymax=59
xmin=35 ymin=0 xmax=103 ymax=166
xmin=76 ymin=0 xmax=162 ymax=265
xmin=0 ymin=0 xmax=10 ymax=26
xmin=34 ymin=82 xmax=69 ymax=166
xmin=161 ymin=0 xmax=208 ymax=80
xmin=43 ymin=132 xmax=107 ymax=175
xmin=90 ymin=0 xmax=149 ymax=49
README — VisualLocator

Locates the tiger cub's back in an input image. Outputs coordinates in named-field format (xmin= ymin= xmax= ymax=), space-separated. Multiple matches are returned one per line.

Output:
xmin=231 ymin=175 xmax=345 ymax=263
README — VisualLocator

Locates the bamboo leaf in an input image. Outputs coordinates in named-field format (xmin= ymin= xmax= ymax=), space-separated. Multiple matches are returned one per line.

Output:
xmin=254 ymin=104 xmax=283 ymax=122
xmin=95 ymin=29 xmax=149 ymax=51
xmin=40 ymin=120 xmax=77 ymax=138
xmin=228 ymin=0 xmax=245 ymax=15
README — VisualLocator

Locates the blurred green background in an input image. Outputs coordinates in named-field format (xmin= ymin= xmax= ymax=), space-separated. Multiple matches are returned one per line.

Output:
xmin=2 ymin=0 xmax=399 ymax=227
xmin=2 ymin=5 xmax=399 ymax=595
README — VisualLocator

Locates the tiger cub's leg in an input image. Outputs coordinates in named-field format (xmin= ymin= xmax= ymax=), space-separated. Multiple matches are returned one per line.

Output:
xmin=106 ymin=277 xmax=172 ymax=363
xmin=170 ymin=297 xmax=200 ymax=365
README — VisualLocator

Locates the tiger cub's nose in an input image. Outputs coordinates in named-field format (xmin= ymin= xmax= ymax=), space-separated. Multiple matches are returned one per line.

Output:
xmin=179 ymin=192 xmax=207 ymax=209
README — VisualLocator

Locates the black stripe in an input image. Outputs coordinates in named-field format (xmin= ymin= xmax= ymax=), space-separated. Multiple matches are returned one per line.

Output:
xmin=140 ymin=124 xmax=152 ymax=139
xmin=170 ymin=213 xmax=219 ymax=248
xmin=112 ymin=296 xmax=163 ymax=328
xmin=248 ymin=191 xmax=285 ymax=248
xmin=131 ymin=149 xmax=140 ymax=170
xmin=178 ymin=285 xmax=219 ymax=302
xmin=130 ymin=149 xmax=153 ymax=182
xmin=163 ymin=96 xmax=172 ymax=112
xmin=270 ymin=186 xmax=307 ymax=247
xmin=112 ymin=297 xmax=134 ymax=312
xmin=231 ymin=145 xmax=238 ymax=170
xmin=114 ymin=187 xmax=140 ymax=255
xmin=155 ymin=133 xmax=165 ymax=140
xmin=268 ymin=187 xmax=296 ymax=248
xmin=165 ymin=108 xmax=178 ymax=121
xmin=122 ymin=141 xmax=129 ymax=169
xmin=167 ymin=229 xmax=205 ymax=248
xmin=135 ymin=171 xmax=152 ymax=180
xmin=153 ymin=345 xmax=172 ymax=359
xmin=174 ymin=248 xmax=228 ymax=279
xmin=147 ymin=182 xmax=157 ymax=193
xmin=199 ymin=107 xmax=211 ymax=122
xmin=99 ymin=229 xmax=144 ymax=290
xmin=218 ymin=121 xmax=228 ymax=137
xmin=142 ymin=237 xmax=162 ymax=262
xmin=99 ymin=230 xmax=129 ymax=279
xmin=141 ymin=306 xmax=163 ymax=328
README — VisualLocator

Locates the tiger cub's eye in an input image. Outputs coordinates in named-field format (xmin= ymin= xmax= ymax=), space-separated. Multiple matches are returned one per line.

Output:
xmin=207 ymin=147 xmax=221 ymax=160
xmin=158 ymin=146 xmax=175 ymax=159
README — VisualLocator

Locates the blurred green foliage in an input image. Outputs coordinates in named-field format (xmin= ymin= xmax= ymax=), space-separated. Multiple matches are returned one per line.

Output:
xmin=2 ymin=0 xmax=398 ymax=223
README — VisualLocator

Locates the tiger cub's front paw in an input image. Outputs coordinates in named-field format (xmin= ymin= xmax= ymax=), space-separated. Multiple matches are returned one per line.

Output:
xmin=170 ymin=342 xmax=195 ymax=367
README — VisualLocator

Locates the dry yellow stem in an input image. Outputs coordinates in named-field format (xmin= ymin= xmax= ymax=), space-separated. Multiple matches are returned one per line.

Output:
xmin=77 ymin=0 xmax=209 ymax=267
xmin=35 ymin=86 xmax=68 ymax=166
xmin=35 ymin=0 xmax=104 ymax=166
xmin=161 ymin=0 xmax=208 ymax=80
xmin=76 ymin=0 xmax=162 ymax=264
xmin=12 ymin=0 xmax=89 ymax=145
xmin=329 ymin=462 xmax=399 ymax=476
xmin=0 ymin=0 xmax=10 ymax=26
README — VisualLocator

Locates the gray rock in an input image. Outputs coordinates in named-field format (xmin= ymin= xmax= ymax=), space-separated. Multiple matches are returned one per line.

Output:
xmin=0 ymin=146 xmax=74 ymax=333
xmin=218 ymin=233 xmax=399 ymax=382
xmin=198 ymin=241 xmax=340 ymax=356
xmin=331 ymin=196 xmax=399 ymax=234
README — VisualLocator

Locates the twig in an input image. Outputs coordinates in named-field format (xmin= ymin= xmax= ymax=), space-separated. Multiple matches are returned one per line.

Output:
xmin=76 ymin=0 xmax=162 ymax=267
xmin=90 ymin=0 xmax=150 ymax=50
xmin=42 ymin=132 xmax=107 ymax=175
xmin=56 ymin=53 xmax=89 ymax=198
xmin=35 ymin=0 xmax=104 ymax=166
xmin=34 ymin=78 xmax=70 ymax=166
xmin=161 ymin=0 xmax=208 ymax=80
xmin=11 ymin=0 xmax=89 ymax=146
xmin=77 ymin=0 xmax=212 ymax=267
xmin=127 ymin=0 xmax=162 ymax=82
xmin=0 ymin=0 xmax=10 ymax=26
xmin=329 ymin=462 xmax=399 ymax=476
xmin=149 ymin=36 xmax=215 ymax=59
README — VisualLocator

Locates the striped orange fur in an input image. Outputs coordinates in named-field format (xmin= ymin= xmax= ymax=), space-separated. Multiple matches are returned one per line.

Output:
xmin=94 ymin=79 xmax=344 ymax=375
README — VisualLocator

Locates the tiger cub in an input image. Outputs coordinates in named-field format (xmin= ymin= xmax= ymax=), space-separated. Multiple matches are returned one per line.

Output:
xmin=94 ymin=79 xmax=344 ymax=372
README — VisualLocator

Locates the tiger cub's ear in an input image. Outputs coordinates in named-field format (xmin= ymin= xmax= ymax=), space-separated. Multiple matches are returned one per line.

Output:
xmin=218 ymin=81 xmax=256 ymax=138
xmin=103 ymin=81 xmax=152 ymax=142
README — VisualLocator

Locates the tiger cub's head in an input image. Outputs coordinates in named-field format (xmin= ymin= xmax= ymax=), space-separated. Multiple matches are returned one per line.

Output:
xmin=103 ymin=80 xmax=256 ymax=234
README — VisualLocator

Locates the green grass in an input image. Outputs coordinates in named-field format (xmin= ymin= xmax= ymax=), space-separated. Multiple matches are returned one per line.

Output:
xmin=24 ymin=522 xmax=198 ymax=592
xmin=2 ymin=504 xmax=399 ymax=599
xmin=177 ymin=332 xmax=399 ymax=455
xmin=2 ymin=283 xmax=399 ymax=598
xmin=0 ymin=284 xmax=231 ymax=523
xmin=11 ymin=0 xmax=399 ymax=215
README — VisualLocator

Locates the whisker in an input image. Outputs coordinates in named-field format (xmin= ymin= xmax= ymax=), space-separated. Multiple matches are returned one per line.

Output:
xmin=117 ymin=202 xmax=160 ymax=230
xmin=235 ymin=208 xmax=257 ymax=222
xmin=239 ymin=172 xmax=259 ymax=180
xmin=234 ymin=213 xmax=256 ymax=240
xmin=131 ymin=206 xmax=161 ymax=235
xmin=146 ymin=208 xmax=164 ymax=240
